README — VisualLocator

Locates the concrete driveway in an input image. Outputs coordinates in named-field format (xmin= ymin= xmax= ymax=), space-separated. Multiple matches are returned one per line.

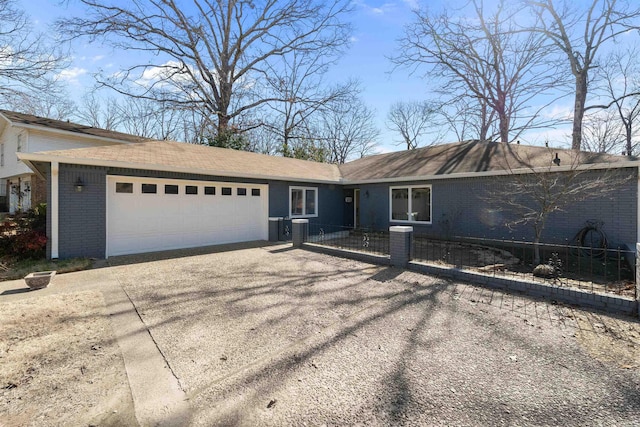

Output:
xmin=104 ymin=243 xmax=640 ymax=426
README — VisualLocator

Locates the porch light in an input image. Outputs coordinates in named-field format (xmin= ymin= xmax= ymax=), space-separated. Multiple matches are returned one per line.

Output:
xmin=553 ymin=153 xmax=561 ymax=166
xmin=74 ymin=177 xmax=85 ymax=192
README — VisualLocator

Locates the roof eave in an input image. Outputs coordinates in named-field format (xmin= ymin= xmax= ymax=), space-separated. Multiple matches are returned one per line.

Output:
xmin=342 ymin=160 xmax=640 ymax=185
xmin=8 ymin=121 xmax=138 ymax=145
xmin=17 ymin=152 xmax=343 ymax=185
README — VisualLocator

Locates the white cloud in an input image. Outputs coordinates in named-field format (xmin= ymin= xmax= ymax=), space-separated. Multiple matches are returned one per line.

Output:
xmin=56 ymin=67 xmax=87 ymax=84
xmin=92 ymin=55 xmax=105 ymax=62
xmin=401 ymin=0 xmax=419 ymax=10
xmin=350 ymin=36 xmax=359 ymax=43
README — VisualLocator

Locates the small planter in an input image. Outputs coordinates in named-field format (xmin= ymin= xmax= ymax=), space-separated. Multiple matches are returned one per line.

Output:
xmin=24 ymin=271 xmax=56 ymax=290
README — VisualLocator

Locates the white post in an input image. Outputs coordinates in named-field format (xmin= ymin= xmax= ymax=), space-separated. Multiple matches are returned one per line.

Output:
xmin=50 ymin=161 xmax=59 ymax=259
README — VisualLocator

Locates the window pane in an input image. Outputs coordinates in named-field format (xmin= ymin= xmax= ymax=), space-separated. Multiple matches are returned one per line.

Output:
xmin=391 ymin=188 xmax=409 ymax=220
xmin=165 ymin=184 xmax=178 ymax=194
xmin=141 ymin=184 xmax=157 ymax=194
xmin=116 ymin=182 xmax=133 ymax=193
xmin=291 ymin=189 xmax=303 ymax=215
xmin=305 ymin=189 xmax=316 ymax=215
xmin=222 ymin=187 xmax=232 ymax=195
xmin=251 ymin=188 xmax=260 ymax=196
xmin=204 ymin=186 xmax=215 ymax=195
xmin=186 ymin=185 xmax=198 ymax=195
xmin=237 ymin=188 xmax=247 ymax=196
xmin=412 ymin=187 xmax=431 ymax=222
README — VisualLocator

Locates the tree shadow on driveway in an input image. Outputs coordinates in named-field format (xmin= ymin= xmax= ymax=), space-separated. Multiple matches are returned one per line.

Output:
xmin=108 ymin=246 xmax=640 ymax=426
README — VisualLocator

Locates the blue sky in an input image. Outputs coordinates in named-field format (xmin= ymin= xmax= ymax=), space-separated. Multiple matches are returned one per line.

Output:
xmin=21 ymin=0 xmax=433 ymax=153
xmin=21 ymin=0 xmax=590 ymax=153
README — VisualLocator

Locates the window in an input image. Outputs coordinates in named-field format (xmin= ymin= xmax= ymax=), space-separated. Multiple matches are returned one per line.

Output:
xmin=116 ymin=182 xmax=134 ymax=193
xmin=204 ymin=186 xmax=215 ymax=195
xmin=251 ymin=188 xmax=260 ymax=196
xmin=390 ymin=185 xmax=431 ymax=223
xmin=165 ymin=184 xmax=179 ymax=194
xmin=290 ymin=186 xmax=318 ymax=217
xmin=185 ymin=185 xmax=198 ymax=195
xmin=141 ymin=183 xmax=157 ymax=194
xmin=16 ymin=135 xmax=22 ymax=152
xmin=237 ymin=188 xmax=247 ymax=196
xmin=221 ymin=187 xmax=232 ymax=195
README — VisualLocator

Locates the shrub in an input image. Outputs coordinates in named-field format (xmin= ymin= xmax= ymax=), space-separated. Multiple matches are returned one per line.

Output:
xmin=11 ymin=230 xmax=47 ymax=259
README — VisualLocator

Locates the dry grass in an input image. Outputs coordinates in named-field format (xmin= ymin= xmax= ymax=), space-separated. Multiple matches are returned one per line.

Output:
xmin=0 ymin=258 xmax=93 ymax=282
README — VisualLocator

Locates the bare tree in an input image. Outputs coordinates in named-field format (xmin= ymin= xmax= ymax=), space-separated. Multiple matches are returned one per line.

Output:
xmin=386 ymin=101 xmax=440 ymax=149
xmin=581 ymin=109 xmax=625 ymax=154
xmin=59 ymin=0 xmax=352 ymax=142
xmin=591 ymin=48 xmax=640 ymax=155
xmin=320 ymin=98 xmax=379 ymax=164
xmin=75 ymin=93 xmax=122 ymax=130
xmin=261 ymin=48 xmax=357 ymax=157
xmin=0 ymin=0 xmax=67 ymax=103
xmin=394 ymin=0 xmax=563 ymax=143
xmin=487 ymin=146 xmax=631 ymax=264
xmin=528 ymin=0 xmax=640 ymax=150
xmin=5 ymin=79 xmax=76 ymax=120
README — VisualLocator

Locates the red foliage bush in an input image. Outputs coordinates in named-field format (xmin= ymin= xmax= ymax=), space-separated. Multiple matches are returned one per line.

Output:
xmin=10 ymin=230 xmax=47 ymax=259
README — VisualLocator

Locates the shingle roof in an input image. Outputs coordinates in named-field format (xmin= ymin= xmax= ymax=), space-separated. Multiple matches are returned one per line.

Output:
xmin=28 ymin=140 xmax=342 ymax=183
xmin=338 ymin=140 xmax=635 ymax=182
xmin=0 ymin=110 xmax=150 ymax=143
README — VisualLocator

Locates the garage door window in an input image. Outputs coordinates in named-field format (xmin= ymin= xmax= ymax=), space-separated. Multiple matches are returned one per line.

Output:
xmin=252 ymin=188 xmax=260 ymax=196
xmin=186 ymin=185 xmax=198 ymax=195
xmin=222 ymin=187 xmax=232 ymax=195
xmin=237 ymin=188 xmax=247 ymax=196
xmin=116 ymin=182 xmax=133 ymax=193
xmin=290 ymin=186 xmax=318 ymax=218
xmin=165 ymin=185 xmax=179 ymax=194
xmin=205 ymin=186 xmax=215 ymax=195
xmin=142 ymin=184 xmax=157 ymax=194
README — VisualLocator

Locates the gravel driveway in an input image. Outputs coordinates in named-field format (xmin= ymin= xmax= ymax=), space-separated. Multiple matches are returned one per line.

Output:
xmin=108 ymin=244 xmax=640 ymax=426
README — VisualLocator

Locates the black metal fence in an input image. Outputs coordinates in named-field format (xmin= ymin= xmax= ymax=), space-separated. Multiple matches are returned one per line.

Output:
xmin=307 ymin=223 xmax=390 ymax=256
xmin=412 ymin=234 xmax=635 ymax=297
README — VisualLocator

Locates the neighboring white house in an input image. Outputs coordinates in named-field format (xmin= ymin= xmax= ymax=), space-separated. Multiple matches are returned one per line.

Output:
xmin=0 ymin=110 xmax=149 ymax=213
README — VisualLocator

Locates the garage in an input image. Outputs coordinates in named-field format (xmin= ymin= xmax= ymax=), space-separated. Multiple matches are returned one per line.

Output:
xmin=106 ymin=176 xmax=269 ymax=257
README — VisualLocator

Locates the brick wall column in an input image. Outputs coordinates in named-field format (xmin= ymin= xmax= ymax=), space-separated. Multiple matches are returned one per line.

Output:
xmin=390 ymin=226 xmax=413 ymax=268
xmin=292 ymin=219 xmax=309 ymax=247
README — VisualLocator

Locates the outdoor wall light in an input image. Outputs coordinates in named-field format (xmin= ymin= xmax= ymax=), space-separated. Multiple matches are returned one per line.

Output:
xmin=365 ymin=190 xmax=370 ymax=198
xmin=74 ymin=177 xmax=85 ymax=192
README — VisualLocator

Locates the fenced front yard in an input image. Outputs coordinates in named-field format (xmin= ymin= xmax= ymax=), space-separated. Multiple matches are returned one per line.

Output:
xmin=306 ymin=224 xmax=636 ymax=300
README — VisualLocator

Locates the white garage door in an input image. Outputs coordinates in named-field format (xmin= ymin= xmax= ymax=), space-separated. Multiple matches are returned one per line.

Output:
xmin=106 ymin=176 xmax=268 ymax=257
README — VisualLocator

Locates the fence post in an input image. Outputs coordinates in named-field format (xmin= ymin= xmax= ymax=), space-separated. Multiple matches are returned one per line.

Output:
xmin=390 ymin=226 xmax=413 ymax=268
xmin=636 ymin=244 xmax=640 ymax=317
xmin=292 ymin=219 xmax=309 ymax=248
xmin=268 ymin=217 xmax=282 ymax=242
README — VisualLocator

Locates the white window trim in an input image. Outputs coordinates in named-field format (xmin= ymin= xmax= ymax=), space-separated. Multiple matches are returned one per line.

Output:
xmin=289 ymin=186 xmax=318 ymax=218
xmin=389 ymin=184 xmax=432 ymax=224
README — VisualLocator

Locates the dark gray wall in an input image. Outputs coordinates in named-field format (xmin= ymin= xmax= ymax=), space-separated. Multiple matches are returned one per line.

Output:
xmin=58 ymin=164 xmax=108 ymax=259
xmin=268 ymin=181 xmax=344 ymax=227
xmin=352 ymin=168 xmax=638 ymax=248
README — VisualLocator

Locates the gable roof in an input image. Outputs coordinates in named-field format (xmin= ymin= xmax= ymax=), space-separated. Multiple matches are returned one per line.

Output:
xmin=339 ymin=140 xmax=637 ymax=183
xmin=19 ymin=140 xmax=342 ymax=183
xmin=0 ymin=110 xmax=151 ymax=144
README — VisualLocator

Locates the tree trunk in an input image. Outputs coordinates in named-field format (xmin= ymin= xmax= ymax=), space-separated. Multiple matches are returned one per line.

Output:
xmin=572 ymin=73 xmax=588 ymax=150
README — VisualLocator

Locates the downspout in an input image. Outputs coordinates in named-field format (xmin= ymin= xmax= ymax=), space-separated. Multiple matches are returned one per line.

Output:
xmin=51 ymin=161 xmax=59 ymax=259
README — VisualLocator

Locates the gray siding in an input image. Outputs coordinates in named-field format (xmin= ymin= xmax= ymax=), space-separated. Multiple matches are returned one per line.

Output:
xmin=58 ymin=164 xmax=107 ymax=259
xmin=268 ymin=181 xmax=344 ymax=227
xmin=354 ymin=168 xmax=638 ymax=248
